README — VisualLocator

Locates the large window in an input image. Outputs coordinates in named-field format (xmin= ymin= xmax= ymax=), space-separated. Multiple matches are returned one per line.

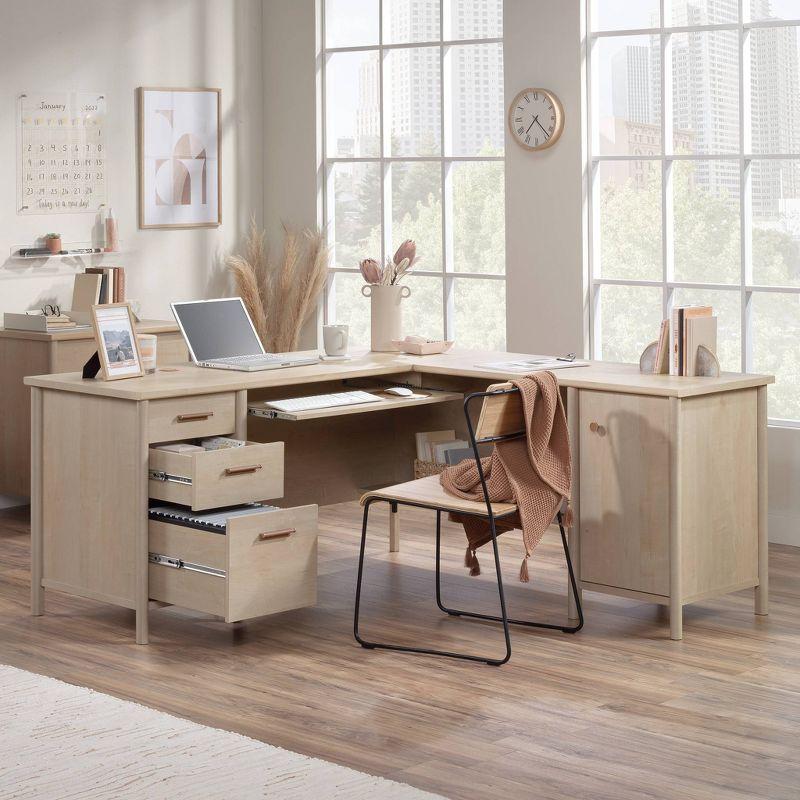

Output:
xmin=588 ymin=0 xmax=800 ymax=421
xmin=321 ymin=0 xmax=506 ymax=350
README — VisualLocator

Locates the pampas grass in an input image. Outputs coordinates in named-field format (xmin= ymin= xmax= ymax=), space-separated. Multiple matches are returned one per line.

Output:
xmin=226 ymin=217 xmax=329 ymax=352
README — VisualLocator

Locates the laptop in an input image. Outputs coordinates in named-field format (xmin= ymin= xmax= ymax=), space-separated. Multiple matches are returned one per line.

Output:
xmin=171 ymin=298 xmax=319 ymax=372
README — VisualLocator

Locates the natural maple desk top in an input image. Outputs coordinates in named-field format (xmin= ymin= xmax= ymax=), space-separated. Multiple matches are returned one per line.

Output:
xmin=0 ymin=319 xmax=178 ymax=342
xmin=24 ymin=348 xmax=773 ymax=401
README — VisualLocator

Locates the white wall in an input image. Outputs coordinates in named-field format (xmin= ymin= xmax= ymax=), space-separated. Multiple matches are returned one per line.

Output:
xmin=504 ymin=0 xmax=587 ymax=357
xmin=768 ymin=426 xmax=800 ymax=546
xmin=0 ymin=0 xmax=264 ymax=322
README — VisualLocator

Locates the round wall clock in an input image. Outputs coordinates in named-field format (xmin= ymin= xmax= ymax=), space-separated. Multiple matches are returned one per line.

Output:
xmin=508 ymin=88 xmax=564 ymax=151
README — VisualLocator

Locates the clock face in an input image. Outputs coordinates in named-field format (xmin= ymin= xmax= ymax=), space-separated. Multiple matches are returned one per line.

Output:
xmin=508 ymin=88 xmax=564 ymax=151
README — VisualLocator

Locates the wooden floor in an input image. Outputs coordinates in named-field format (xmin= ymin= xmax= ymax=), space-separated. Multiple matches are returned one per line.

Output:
xmin=1 ymin=503 xmax=799 ymax=800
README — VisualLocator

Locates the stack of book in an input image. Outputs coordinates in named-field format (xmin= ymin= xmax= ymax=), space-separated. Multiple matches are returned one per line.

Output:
xmin=415 ymin=429 xmax=486 ymax=466
xmin=651 ymin=305 xmax=718 ymax=376
xmin=2 ymin=311 xmax=88 ymax=333
xmin=85 ymin=266 xmax=126 ymax=304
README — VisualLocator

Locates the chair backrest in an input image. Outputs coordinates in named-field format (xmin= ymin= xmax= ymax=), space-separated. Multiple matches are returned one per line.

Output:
xmin=460 ymin=383 xmax=525 ymax=520
xmin=472 ymin=382 xmax=525 ymax=444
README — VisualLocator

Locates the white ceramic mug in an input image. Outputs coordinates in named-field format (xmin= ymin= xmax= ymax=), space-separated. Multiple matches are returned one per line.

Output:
xmin=323 ymin=324 xmax=349 ymax=357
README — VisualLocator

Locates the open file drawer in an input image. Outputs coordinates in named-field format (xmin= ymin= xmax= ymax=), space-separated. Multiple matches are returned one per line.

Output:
xmin=148 ymin=505 xmax=317 ymax=622
xmin=149 ymin=442 xmax=284 ymax=510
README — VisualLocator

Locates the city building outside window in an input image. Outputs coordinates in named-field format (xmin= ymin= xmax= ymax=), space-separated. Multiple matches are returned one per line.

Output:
xmin=588 ymin=0 xmax=800 ymax=421
xmin=321 ymin=0 xmax=506 ymax=350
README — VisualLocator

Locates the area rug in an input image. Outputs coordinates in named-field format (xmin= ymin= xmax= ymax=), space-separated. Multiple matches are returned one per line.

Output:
xmin=0 ymin=665 xmax=443 ymax=799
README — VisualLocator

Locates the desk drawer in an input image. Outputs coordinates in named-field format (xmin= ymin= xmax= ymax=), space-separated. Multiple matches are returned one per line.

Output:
xmin=149 ymin=442 xmax=284 ymax=511
xmin=148 ymin=505 xmax=318 ymax=622
xmin=148 ymin=393 xmax=236 ymax=443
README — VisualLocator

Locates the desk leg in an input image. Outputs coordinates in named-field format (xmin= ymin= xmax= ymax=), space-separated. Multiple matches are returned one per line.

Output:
xmin=669 ymin=397 xmax=683 ymax=641
xmin=755 ymin=385 xmax=769 ymax=616
xmin=669 ymin=600 xmax=683 ymax=641
xmin=566 ymin=388 xmax=582 ymax=621
xmin=235 ymin=390 xmax=248 ymax=439
xmin=389 ymin=503 xmax=400 ymax=553
xmin=30 ymin=387 xmax=44 ymax=616
xmin=135 ymin=401 xmax=149 ymax=645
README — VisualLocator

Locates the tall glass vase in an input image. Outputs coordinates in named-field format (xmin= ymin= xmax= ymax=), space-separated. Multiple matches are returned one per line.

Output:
xmin=361 ymin=284 xmax=411 ymax=352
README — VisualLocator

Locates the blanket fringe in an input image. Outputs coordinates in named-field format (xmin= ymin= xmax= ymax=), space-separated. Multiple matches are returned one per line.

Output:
xmin=464 ymin=546 xmax=481 ymax=577
xmin=519 ymin=555 xmax=530 ymax=583
xmin=563 ymin=504 xmax=574 ymax=528
xmin=470 ymin=550 xmax=481 ymax=577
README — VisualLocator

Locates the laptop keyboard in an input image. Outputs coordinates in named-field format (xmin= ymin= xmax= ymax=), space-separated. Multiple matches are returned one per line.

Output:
xmin=215 ymin=354 xmax=284 ymax=364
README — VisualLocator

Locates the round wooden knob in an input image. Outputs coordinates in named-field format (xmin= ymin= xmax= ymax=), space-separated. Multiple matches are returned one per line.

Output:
xmin=589 ymin=421 xmax=598 ymax=433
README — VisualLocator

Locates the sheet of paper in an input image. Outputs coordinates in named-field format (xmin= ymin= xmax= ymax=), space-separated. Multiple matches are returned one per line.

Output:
xmin=474 ymin=357 xmax=589 ymax=372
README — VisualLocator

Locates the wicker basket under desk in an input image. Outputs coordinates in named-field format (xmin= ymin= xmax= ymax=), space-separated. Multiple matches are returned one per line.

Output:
xmin=414 ymin=459 xmax=446 ymax=479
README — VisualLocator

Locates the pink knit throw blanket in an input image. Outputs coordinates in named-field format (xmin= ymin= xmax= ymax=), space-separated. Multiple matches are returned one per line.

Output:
xmin=439 ymin=372 xmax=571 ymax=581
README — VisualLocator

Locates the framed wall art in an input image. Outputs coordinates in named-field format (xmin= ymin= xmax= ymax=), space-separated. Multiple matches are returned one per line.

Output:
xmin=137 ymin=87 xmax=221 ymax=229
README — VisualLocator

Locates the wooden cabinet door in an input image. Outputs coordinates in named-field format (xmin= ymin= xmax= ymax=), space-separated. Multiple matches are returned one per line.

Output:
xmin=579 ymin=390 xmax=671 ymax=596
xmin=52 ymin=332 xmax=187 ymax=372
xmin=154 ymin=332 xmax=188 ymax=365
xmin=51 ymin=339 xmax=98 ymax=373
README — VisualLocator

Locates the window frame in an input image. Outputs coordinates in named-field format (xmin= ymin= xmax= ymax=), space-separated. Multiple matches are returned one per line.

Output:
xmin=320 ymin=0 xmax=505 ymax=343
xmin=586 ymin=0 xmax=800 ymax=425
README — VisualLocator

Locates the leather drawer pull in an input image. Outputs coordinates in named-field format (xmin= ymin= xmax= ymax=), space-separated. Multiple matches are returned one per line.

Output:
xmin=177 ymin=411 xmax=214 ymax=422
xmin=225 ymin=464 xmax=263 ymax=476
xmin=257 ymin=528 xmax=295 ymax=542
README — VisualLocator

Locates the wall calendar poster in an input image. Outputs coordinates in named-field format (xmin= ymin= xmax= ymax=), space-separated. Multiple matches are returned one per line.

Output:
xmin=18 ymin=92 xmax=108 ymax=214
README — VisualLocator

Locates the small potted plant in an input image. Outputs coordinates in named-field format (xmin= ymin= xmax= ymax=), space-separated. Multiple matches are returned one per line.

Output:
xmin=44 ymin=233 xmax=62 ymax=255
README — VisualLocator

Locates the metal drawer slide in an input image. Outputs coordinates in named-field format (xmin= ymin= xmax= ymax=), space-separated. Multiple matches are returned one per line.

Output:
xmin=148 ymin=470 xmax=193 ymax=486
xmin=248 ymin=407 xmax=282 ymax=420
xmin=148 ymin=552 xmax=225 ymax=578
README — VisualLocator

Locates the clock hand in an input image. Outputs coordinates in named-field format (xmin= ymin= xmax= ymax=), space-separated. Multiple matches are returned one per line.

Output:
xmin=526 ymin=115 xmax=538 ymax=134
xmin=535 ymin=117 xmax=550 ymax=138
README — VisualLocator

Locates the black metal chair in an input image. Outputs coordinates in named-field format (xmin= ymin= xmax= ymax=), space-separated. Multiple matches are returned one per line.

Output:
xmin=353 ymin=382 xmax=584 ymax=666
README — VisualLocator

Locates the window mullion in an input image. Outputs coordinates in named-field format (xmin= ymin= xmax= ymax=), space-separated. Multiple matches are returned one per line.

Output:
xmin=441 ymin=0 xmax=451 ymax=340
xmin=443 ymin=160 xmax=454 ymax=339
xmin=592 ymin=283 xmax=603 ymax=360
xmin=378 ymin=2 xmax=387 ymax=268
xmin=740 ymin=4 xmax=751 ymax=372
xmin=586 ymin=7 xmax=597 ymax=357
xmin=320 ymin=0 xmax=330 ymax=323
xmin=662 ymin=21 xmax=674 ymax=321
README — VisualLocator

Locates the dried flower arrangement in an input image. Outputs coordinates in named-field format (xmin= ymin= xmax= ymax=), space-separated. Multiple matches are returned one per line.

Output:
xmin=226 ymin=217 xmax=329 ymax=353
xmin=359 ymin=239 xmax=418 ymax=285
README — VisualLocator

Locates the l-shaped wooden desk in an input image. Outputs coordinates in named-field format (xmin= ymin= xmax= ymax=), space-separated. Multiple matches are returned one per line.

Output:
xmin=25 ymin=350 xmax=773 ymax=643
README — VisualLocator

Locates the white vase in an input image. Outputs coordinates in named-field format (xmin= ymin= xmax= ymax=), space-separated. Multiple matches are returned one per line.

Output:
xmin=361 ymin=284 xmax=411 ymax=352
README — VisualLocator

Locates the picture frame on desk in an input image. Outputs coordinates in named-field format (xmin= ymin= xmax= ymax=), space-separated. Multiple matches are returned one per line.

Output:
xmin=91 ymin=303 xmax=144 ymax=380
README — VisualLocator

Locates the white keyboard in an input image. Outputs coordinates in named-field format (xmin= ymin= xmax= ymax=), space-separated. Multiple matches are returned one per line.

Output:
xmin=265 ymin=390 xmax=382 ymax=413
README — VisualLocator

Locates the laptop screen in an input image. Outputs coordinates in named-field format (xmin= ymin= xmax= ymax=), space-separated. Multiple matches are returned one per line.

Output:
xmin=172 ymin=299 xmax=265 ymax=361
